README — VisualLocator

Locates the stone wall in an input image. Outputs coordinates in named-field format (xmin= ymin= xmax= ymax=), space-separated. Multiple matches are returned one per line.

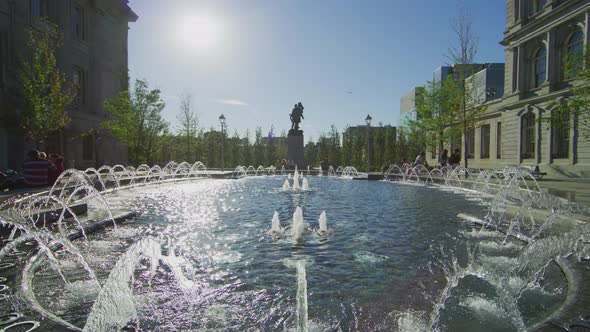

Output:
xmin=0 ymin=0 xmax=135 ymax=170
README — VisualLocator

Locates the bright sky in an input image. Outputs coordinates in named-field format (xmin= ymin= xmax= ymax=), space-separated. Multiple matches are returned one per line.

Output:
xmin=127 ymin=0 xmax=506 ymax=142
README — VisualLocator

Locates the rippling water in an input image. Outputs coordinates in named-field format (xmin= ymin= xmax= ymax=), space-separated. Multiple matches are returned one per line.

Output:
xmin=30 ymin=176 xmax=565 ymax=331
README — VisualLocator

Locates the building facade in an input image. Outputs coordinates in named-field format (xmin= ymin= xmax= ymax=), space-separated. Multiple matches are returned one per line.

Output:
xmin=404 ymin=0 xmax=590 ymax=177
xmin=399 ymin=87 xmax=423 ymax=125
xmin=0 ymin=0 xmax=137 ymax=170
xmin=470 ymin=0 xmax=590 ymax=177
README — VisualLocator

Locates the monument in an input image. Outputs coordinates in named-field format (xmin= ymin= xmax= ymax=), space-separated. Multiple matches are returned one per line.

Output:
xmin=287 ymin=102 xmax=305 ymax=169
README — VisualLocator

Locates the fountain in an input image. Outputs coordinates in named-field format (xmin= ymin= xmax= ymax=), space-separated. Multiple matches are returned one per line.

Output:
xmin=327 ymin=166 xmax=335 ymax=176
xmin=271 ymin=210 xmax=282 ymax=233
xmin=232 ymin=165 xmax=247 ymax=178
xmin=292 ymin=207 xmax=305 ymax=242
xmin=318 ymin=211 xmax=327 ymax=233
xmin=296 ymin=260 xmax=308 ymax=332
xmin=301 ymin=177 xmax=309 ymax=191
xmin=0 ymin=161 xmax=588 ymax=331
xmin=282 ymin=179 xmax=291 ymax=191
xmin=292 ymin=170 xmax=301 ymax=191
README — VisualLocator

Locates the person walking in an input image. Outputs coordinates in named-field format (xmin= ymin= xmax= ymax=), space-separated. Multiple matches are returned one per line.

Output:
xmin=438 ymin=149 xmax=449 ymax=168
xmin=448 ymin=149 xmax=461 ymax=169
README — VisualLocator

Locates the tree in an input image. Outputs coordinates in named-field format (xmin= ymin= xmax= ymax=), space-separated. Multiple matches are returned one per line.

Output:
xmin=102 ymin=79 xmax=168 ymax=164
xmin=406 ymin=76 xmax=463 ymax=157
xmin=548 ymin=45 xmax=590 ymax=138
xmin=176 ymin=92 xmax=199 ymax=161
xmin=447 ymin=7 xmax=484 ymax=169
xmin=253 ymin=127 xmax=265 ymax=165
xmin=305 ymin=138 xmax=319 ymax=167
xmin=19 ymin=20 xmax=76 ymax=146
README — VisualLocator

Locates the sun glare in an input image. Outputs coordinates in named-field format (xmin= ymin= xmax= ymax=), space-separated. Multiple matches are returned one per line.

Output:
xmin=177 ymin=14 xmax=221 ymax=51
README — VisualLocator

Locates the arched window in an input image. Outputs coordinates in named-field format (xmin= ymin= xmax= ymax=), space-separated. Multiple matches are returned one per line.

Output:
xmin=520 ymin=112 xmax=535 ymax=159
xmin=565 ymin=30 xmax=584 ymax=77
xmin=533 ymin=47 xmax=546 ymax=88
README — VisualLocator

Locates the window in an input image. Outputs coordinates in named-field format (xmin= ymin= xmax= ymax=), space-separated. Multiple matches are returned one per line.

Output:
xmin=73 ymin=67 xmax=85 ymax=105
xmin=82 ymin=135 xmax=94 ymax=161
xmin=72 ymin=5 xmax=84 ymax=40
xmin=480 ymin=124 xmax=490 ymax=159
xmin=32 ymin=0 xmax=47 ymax=18
xmin=466 ymin=128 xmax=475 ymax=159
xmin=551 ymin=111 xmax=569 ymax=159
xmin=496 ymin=122 xmax=502 ymax=159
xmin=529 ymin=0 xmax=547 ymax=16
xmin=534 ymin=47 xmax=546 ymax=88
xmin=565 ymin=30 xmax=584 ymax=77
xmin=520 ymin=112 xmax=535 ymax=159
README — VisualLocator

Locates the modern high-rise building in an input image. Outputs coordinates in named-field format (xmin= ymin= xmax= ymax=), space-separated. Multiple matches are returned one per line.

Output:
xmin=0 ymin=0 xmax=137 ymax=170
xmin=399 ymin=87 xmax=424 ymax=125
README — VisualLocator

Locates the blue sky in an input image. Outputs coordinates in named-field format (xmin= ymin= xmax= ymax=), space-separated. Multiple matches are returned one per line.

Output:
xmin=127 ymin=0 xmax=506 ymax=142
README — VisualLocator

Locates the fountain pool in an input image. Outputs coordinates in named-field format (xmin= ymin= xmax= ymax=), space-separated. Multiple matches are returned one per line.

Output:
xmin=0 ymin=174 xmax=588 ymax=331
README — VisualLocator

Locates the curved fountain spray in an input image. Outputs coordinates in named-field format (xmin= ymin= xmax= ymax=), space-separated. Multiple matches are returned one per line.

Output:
xmin=1 ymin=160 xmax=588 ymax=331
xmin=327 ymin=166 xmax=335 ymax=176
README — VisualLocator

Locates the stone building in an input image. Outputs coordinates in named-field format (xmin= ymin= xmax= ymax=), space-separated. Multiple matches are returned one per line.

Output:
xmin=470 ymin=0 xmax=590 ymax=177
xmin=0 ymin=0 xmax=137 ymax=170
xmin=405 ymin=0 xmax=590 ymax=177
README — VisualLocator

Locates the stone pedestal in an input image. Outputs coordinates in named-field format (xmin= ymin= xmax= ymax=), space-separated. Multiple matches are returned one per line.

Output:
xmin=287 ymin=131 xmax=305 ymax=169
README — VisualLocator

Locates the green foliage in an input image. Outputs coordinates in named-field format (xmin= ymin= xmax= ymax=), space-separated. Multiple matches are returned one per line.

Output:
xmin=405 ymin=77 xmax=463 ymax=152
xmin=405 ymin=34 xmax=486 ymax=165
xmin=548 ymin=46 xmax=590 ymax=138
xmin=446 ymin=8 xmax=483 ymax=169
xmin=102 ymin=79 xmax=168 ymax=164
xmin=19 ymin=20 xmax=76 ymax=146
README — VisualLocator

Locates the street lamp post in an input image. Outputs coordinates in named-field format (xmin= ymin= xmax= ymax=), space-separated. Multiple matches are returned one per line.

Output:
xmin=219 ymin=114 xmax=226 ymax=172
xmin=365 ymin=114 xmax=372 ymax=173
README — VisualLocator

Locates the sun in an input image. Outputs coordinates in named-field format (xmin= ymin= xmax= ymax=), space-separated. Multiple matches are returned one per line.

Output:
xmin=177 ymin=14 xmax=221 ymax=51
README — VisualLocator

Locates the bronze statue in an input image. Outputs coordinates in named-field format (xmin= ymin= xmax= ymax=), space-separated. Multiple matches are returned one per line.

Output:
xmin=290 ymin=102 xmax=304 ymax=131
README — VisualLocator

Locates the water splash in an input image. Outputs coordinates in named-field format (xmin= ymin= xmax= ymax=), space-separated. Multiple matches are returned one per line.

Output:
xmin=292 ymin=172 xmax=301 ymax=191
xmin=83 ymin=237 xmax=163 ymax=331
xmin=318 ymin=211 xmax=327 ymax=233
xmin=271 ymin=211 xmax=282 ymax=233
xmin=282 ymin=180 xmax=291 ymax=191
xmin=296 ymin=260 xmax=308 ymax=332
xmin=293 ymin=207 xmax=305 ymax=242
xmin=301 ymin=178 xmax=309 ymax=191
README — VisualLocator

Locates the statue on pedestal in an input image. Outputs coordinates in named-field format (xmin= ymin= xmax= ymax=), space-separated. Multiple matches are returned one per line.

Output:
xmin=289 ymin=102 xmax=304 ymax=135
